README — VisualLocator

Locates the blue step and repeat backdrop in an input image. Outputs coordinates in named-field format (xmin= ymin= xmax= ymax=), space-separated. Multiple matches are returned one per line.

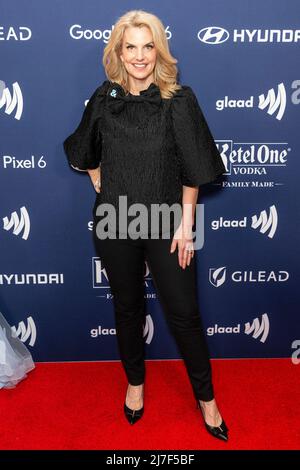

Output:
xmin=1 ymin=0 xmax=299 ymax=363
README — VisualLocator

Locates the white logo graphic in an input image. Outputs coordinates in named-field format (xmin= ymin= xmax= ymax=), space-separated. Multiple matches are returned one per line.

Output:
xmin=0 ymin=273 xmax=64 ymax=285
xmin=143 ymin=314 xmax=154 ymax=344
xmin=0 ymin=26 xmax=32 ymax=41
xmin=198 ymin=27 xmax=229 ymax=44
xmin=90 ymin=326 xmax=116 ymax=337
xmin=0 ymin=81 xmax=23 ymax=120
xmin=210 ymin=268 xmax=289 ymax=286
xmin=251 ymin=205 xmax=278 ymax=238
xmin=291 ymin=340 xmax=300 ymax=365
xmin=221 ymin=140 xmax=290 ymax=178
xmin=11 ymin=316 xmax=36 ymax=347
xmin=3 ymin=206 xmax=30 ymax=240
xmin=69 ymin=25 xmax=172 ymax=43
xmin=244 ymin=313 xmax=270 ymax=343
xmin=258 ymin=83 xmax=286 ymax=120
xmin=92 ymin=257 xmax=110 ymax=288
xmin=93 ymin=256 xmax=153 ymax=289
xmin=2 ymin=155 xmax=47 ymax=170
xmin=216 ymin=83 xmax=287 ymax=120
xmin=207 ymin=314 xmax=270 ymax=343
xmin=198 ymin=28 xmax=300 ymax=44
xmin=211 ymin=205 xmax=278 ymax=238
xmin=209 ymin=267 xmax=226 ymax=287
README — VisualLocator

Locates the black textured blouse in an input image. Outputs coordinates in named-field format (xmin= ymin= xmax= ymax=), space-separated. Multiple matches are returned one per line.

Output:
xmin=63 ymin=79 xmax=226 ymax=236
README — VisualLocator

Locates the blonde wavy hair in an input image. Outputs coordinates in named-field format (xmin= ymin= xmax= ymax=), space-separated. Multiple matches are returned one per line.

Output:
xmin=102 ymin=10 xmax=182 ymax=99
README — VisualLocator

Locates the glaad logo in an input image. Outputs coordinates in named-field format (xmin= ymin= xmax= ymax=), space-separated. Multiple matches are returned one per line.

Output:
xmin=211 ymin=205 xmax=278 ymax=239
xmin=251 ymin=204 xmax=277 ymax=238
xmin=209 ymin=267 xmax=289 ymax=286
xmin=198 ymin=27 xmax=300 ymax=44
xmin=216 ymin=83 xmax=287 ymax=120
xmin=258 ymin=83 xmax=286 ymax=120
xmin=207 ymin=313 xmax=270 ymax=343
xmin=11 ymin=316 xmax=36 ymax=347
xmin=143 ymin=314 xmax=154 ymax=344
xmin=0 ymin=80 xmax=23 ymax=120
xmin=3 ymin=206 xmax=30 ymax=240
xmin=90 ymin=326 xmax=116 ymax=337
xmin=198 ymin=27 xmax=229 ymax=44
xmin=244 ymin=313 xmax=270 ymax=343
xmin=90 ymin=314 xmax=154 ymax=344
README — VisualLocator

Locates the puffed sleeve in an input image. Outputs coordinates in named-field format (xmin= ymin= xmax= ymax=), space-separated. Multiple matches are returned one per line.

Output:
xmin=63 ymin=84 xmax=106 ymax=171
xmin=171 ymin=85 xmax=226 ymax=187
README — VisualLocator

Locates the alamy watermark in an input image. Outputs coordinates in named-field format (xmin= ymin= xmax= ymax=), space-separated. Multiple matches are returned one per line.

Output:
xmin=94 ymin=196 xmax=205 ymax=250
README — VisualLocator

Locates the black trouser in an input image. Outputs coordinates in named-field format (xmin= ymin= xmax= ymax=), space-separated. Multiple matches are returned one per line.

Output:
xmin=92 ymin=226 xmax=214 ymax=402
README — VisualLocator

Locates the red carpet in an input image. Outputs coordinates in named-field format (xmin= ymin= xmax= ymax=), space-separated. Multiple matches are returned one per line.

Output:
xmin=0 ymin=358 xmax=299 ymax=450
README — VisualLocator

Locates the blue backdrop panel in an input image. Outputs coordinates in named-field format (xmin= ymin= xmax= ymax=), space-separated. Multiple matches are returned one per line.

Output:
xmin=1 ymin=0 xmax=299 ymax=362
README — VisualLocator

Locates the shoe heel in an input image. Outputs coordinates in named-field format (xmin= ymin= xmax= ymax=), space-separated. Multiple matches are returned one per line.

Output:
xmin=124 ymin=384 xmax=144 ymax=425
xmin=196 ymin=399 xmax=229 ymax=442
xmin=124 ymin=402 xmax=144 ymax=425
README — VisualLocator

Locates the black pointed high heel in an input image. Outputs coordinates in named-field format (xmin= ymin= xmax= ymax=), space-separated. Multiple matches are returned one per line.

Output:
xmin=196 ymin=400 xmax=229 ymax=442
xmin=123 ymin=384 xmax=144 ymax=425
xmin=124 ymin=402 xmax=144 ymax=425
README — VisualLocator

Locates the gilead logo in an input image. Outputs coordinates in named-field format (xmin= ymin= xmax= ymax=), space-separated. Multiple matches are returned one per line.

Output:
xmin=0 ymin=26 xmax=32 ymax=41
xmin=209 ymin=267 xmax=289 ymax=287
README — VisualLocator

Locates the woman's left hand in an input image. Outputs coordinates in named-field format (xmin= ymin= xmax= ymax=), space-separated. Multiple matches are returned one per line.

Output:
xmin=170 ymin=222 xmax=194 ymax=269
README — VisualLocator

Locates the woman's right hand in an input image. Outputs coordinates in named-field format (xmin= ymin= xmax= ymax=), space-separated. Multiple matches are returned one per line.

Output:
xmin=87 ymin=167 xmax=101 ymax=193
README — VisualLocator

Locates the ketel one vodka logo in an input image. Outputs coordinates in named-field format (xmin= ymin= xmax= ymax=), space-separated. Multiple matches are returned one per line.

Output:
xmin=93 ymin=257 xmax=152 ymax=289
xmin=92 ymin=257 xmax=110 ymax=289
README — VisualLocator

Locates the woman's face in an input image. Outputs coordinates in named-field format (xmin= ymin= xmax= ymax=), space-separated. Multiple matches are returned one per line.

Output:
xmin=119 ymin=26 xmax=157 ymax=82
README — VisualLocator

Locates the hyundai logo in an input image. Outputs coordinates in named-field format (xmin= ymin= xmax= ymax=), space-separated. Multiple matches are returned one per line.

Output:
xmin=197 ymin=27 xmax=230 ymax=44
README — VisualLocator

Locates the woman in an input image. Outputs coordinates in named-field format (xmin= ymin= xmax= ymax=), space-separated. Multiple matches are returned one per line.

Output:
xmin=63 ymin=10 xmax=228 ymax=441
